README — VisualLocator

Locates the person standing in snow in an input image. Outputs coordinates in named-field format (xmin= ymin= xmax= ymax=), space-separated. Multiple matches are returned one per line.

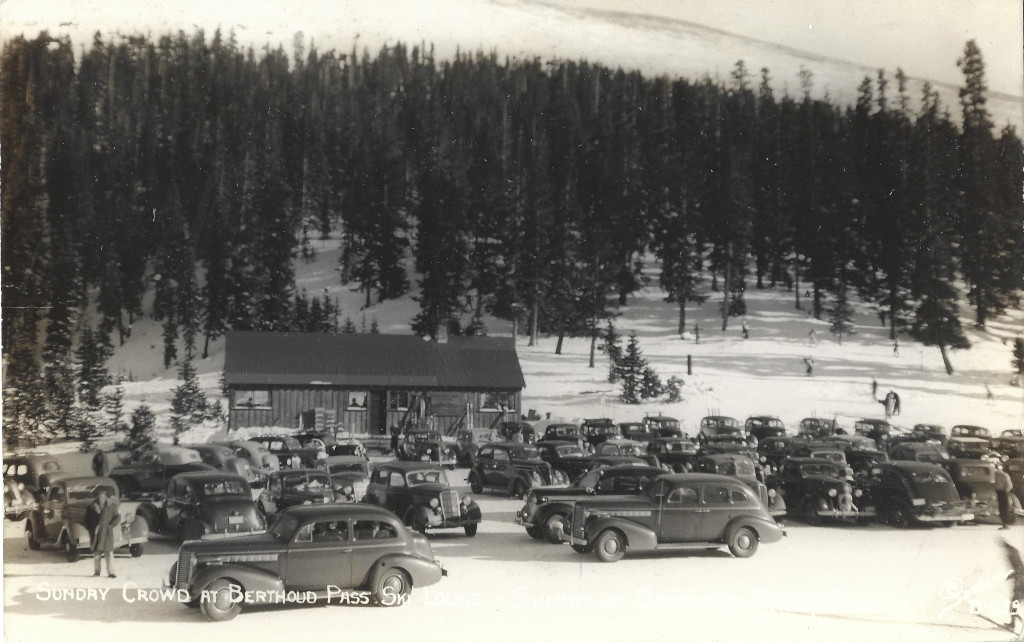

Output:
xmin=808 ymin=329 xmax=817 ymax=347
xmin=85 ymin=488 xmax=119 ymax=578
xmin=803 ymin=357 xmax=814 ymax=376
xmin=694 ymin=323 xmax=700 ymax=345
xmin=741 ymin=319 xmax=749 ymax=339
xmin=893 ymin=336 xmax=900 ymax=356
xmin=995 ymin=465 xmax=1014 ymax=529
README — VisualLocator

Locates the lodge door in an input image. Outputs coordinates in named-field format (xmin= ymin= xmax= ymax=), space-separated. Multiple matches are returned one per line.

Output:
xmin=367 ymin=392 xmax=388 ymax=435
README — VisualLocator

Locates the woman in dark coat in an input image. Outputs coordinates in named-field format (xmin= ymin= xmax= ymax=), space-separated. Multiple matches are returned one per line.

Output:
xmin=85 ymin=488 xmax=120 ymax=577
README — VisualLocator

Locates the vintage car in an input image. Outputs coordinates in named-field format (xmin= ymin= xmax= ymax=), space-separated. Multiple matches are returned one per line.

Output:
xmin=4 ymin=477 xmax=36 ymax=520
xmin=946 ymin=436 xmax=1004 ymax=463
xmin=869 ymin=462 xmax=973 ymax=527
xmin=534 ymin=440 xmax=593 ymax=481
xmin=3 ymin=454 xmax=64 ymax=501
xmin=107 ymin=445 xmax=216 ymax=497
xmin=363 ymin=462 xmax=481 ymax=536
xmin=398 ymin=431 xmax=457 ymax=468
xmin=516 ymin=465 xmax=667 ymax=543
xmin=214 ymin=440 xmax=281 ymax=475
xmin=791 ymin=445 xmax=855 ymax=478
xmin=292 ymin=431 xmax=338 ymax=453
xmin=619 ymin=422 xmax=653 ymax=442
xmin=643 ymin=415 xmax=684 ymax=439
xmin=169 ymin=503 xmax=446 ymax=621
xmin=698 ymin=416 xmax=746 ymax=444
xmin=798 ymin=417 xmax=843 ymax=438
xmin=694 ymin=454 xmax=786 ymax=516
xmin=768 ymin=458 xmax=875 ymax=525
xmin=256 ymin=469 xmax=337 ymax=518
xmin=646 ymin=437 xmax=699 ymax=472
xmin=950 ymin=424 xmax=992 ymax=445
xmin=810 ymin=435 xmax=889 ymax=476
xmin=744 ymin=416 xmax=787 ymax=442
xmin=254 ymin=435 xmax=322 ymax=469
xmin=889 ymin=424 xmax=949 ymax=448
xmin=889 ymin=442 xmax=952 ymax=464
xmin=853 ymin=419 xmax=895 ymax=450
xmin=993 ymin=429 xmax=1024 ymax=459
xmin=468 ymin=443 xmax=570 ymax=498
xmin=454 ymin=428 xmax=498 ymax=466
xmin=581 ymin=418 xmax=621 ymax=447
xmin=25 ymin=476 xmax=148 ymax=561
xmin=699 ymin=439 xmax=762 ymax=464
xmin=180 ymin=444 xmax=256 ymax=483
xmin=328 ymin=441 xmax=369 ymax=459
xmin=595 ymin=438 xmax=662 ymax=468
xmin=945 ymin=459 xmax=1000 ymax=521
xmin=758 ymin=436 xmax=805 ymax=470
xmin=314 ymin=456 xmax=370 ymax=502
xmin=562 ymin=473 xmax=785 ymax=562
xmin=136 ymin=471 xmax=265 ymax=540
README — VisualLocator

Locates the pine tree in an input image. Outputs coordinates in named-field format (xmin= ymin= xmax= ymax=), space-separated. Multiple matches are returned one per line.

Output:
xmin=826 ymin=282 xmax=855 ymax=345
xmin=342 ymin=317 xmax=357 ymax=334
xmin=910 ymin=233 xmax=970 ymax=375
xmin=1011 ymin=338 xmax=1024 ymax=382
xmin=617 ymin=333 xmax=647 ymax=404
xmin=75 ymin=326 xmax=113 ymax=408
xmin=103 ymin=383 xmax=129 ymax=436
xmin=370 ymin=317 xmax=380 ymax=334
xmin=600 ymin=322 xmax=624 ymax=383
xmin=169 ymin=359 xmax=212 ymax=436
xmin=664 ymin=376 xmax=684 ymax=403
xmin=127 ymin=404 xmax=157 ymax=450
xmin=640 ymin=366 xmax=663 ymax=400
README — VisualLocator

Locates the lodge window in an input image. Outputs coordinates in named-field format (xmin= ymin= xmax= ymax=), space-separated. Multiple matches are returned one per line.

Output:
xmin=387 ymin=391 xmax=412 ymax=411
xmin=347 ymin=391 xmax=367 ymax=410
xmin=235 ymin=389 xmax=271 ymax=409
xmin=480 ymin=392 xmax=515 ymax=412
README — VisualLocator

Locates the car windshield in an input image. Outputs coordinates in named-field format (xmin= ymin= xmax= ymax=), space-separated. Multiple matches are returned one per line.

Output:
xmin=40 ymin=461 xmax=62 ymax=472
xmin=654 ymin=420 xmax=680 ymax=430
xmin=283 ymin=472 xmax=330 ymax=491
xmin=549 ymin=426 xmax=578 ymax=436
xmin=327 ymin=462 xmax=368 ymax=475
xmin=726 ymin=460 xmax=755 ymax=476
xmin=811 ymin=452 xmax=845 ymax=462
xmin=66 ymin=481 xmax=117 ymax=500
xmin=555 ymin=445 xmax=585 ymax=457
xmin=200 ymin=480 xmax=249 ymax=497
xmin=575 ymin=471 xmax=600 ymax=489
xmin=405 ymin=469 xmax=449 ymax=486
xmin=594 ymin=426 xmax=617 ymax=435
xmin=617 ymin=444 xmax=644 ymax=456
xmin=955 ymin=466 xmax=992 ymax=481
xmin=622 ymin=424 xmax=647 ymax=433
xmin=907 ymin=470 xmax=950 ymax=484
xmin=952 ymin=441 xmax=987 ymax=452
xmin=511 ymin=448 xmax=543 ymax=462
xmin=664 ymin=441 xmax=694 ymax=452
xmin=800 ymin=464 xmax=843 ymax=479
xmin=268 ymin=514 xmax=299 ymax=541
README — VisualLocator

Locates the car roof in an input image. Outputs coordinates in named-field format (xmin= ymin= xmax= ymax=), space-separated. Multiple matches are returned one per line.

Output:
xmin=282 ymin=503 xmax=400 ymax=521
xmin=646 ymin=416 xmax=679 ymax=423
xmin=601 ymin=438 xmax=644 ymax=445
xmin=172 ymin=471 xmax=248 ymax=483
xmin=272 ymin=468 xmax=330 ymax=478
xmin=657 ymin=473 xmax=746 ymax=485
xmin=596 ymin=465 xmax=664 ymax=475
xmin=880 ymin=461 xmax=949 ymax=472
xmin=322 ymin=455 xmax=367 ymax=465
xmin=484 ymin=443 xmax=537 ymax=451
xmin=700 ymin=454 xmax=755 ymax=463
xmin=374 ymin=461 xmax=445 ymax=472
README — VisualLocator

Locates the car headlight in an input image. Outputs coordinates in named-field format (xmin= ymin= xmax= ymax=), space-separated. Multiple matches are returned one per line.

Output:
xmin=17 ymin=483 xmax=24 ymax=491
xmin=430 ymin=498 xmax=440 ymax=508
xmin=767 ymin=488 xmax=776 ymax=498
xmin=854 ymin=488 xmax=863 ymax=497
xmin=912 ymin=497 xmax=926 ymax=506
xmin=303 ymin=500 xmax=312 ymax=505
xmin=828 ymin=488 xmax=837 ymax=497
xmin=427 ymin=448 xmax=433 ymax=455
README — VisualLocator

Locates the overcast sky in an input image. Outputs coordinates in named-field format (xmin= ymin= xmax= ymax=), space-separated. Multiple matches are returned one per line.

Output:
xmin=3 ymin=0 xmax=1021 ymax=98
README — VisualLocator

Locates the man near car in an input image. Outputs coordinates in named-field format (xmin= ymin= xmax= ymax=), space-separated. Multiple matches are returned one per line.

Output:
xmin=995 ymin=465 xmax=1014 ymax=529
xmin=85 ymin=488 xmax=120 ymax=578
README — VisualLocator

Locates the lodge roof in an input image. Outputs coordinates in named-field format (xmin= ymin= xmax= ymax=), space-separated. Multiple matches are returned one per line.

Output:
xmin=223 ymin=331 xmax=525 ymax=390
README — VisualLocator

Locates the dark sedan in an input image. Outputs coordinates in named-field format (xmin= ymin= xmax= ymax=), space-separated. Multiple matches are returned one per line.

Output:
xmin=363 ymin=462 xmax=481 ymax=536
xmin=139 ymin=471 xmax=264 ymax=541
xmin=256 ymin=469 xmax=336 ymax=518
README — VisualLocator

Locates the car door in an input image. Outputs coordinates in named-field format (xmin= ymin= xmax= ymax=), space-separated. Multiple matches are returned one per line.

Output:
xmin=700 ymin=484 xmax=736 ymax=540
xmin=163 ymin=479 xmax=185 ymax=531
xmin=349 ymin=519 xmax=401 ymax=590
xmin=285 ymin=519 xmax=353 ymax=591
xmin=42 ymin=484 xmax=66 ymax=540
xmin=658 ymin=483 xmax=704 ymax=542
xmin=384 ymin=470 xmax=411 ymax=515
xmin=364 ymin=468 xmax=389 ymax=506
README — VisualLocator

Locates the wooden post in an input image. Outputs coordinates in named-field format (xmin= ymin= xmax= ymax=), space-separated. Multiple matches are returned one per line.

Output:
xmin=687 ymin=354 xmax=692 ymax=376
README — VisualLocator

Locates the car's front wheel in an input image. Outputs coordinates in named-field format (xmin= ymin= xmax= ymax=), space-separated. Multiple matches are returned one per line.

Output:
xmin=129 ymin=544 xmax=144 ymax=557
xmin=802 ymin=499 xmax=823 ymax=527
xmin=525 ymin=526 xmax=544 ymax=540
xmin=543 ymin=513 xmax=568 ymax=545
xmin=594 ymin=529 xmax=625 ymax=563
xmin=512 ymin=480 xmax=528 ymax=499
xmin=25 ymin=523 xmax=39 ymax=550
xmin=373 ymin=568 xmax=411 ymax=607
xmin=199 ymin=578 xmax=243 ymax=622
xmin=728 ymin=526 xmax=759 ymax=558
xmin=468 ymin=473 xmax=483 ymax=494
xmin=889 ymin=502 xmax=913 ymax=529
xmin=64 ymin=538 xmax=80 ymax=563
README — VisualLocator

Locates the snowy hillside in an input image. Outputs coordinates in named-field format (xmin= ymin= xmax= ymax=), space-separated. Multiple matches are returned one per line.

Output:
xmin=94 ymin=232 xmax=1024 ymax=446
xmin=4 ymin=0 xmax=1022 ymax=127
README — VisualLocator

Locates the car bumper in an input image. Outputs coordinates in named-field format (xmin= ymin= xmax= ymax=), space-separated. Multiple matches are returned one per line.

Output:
xmin=917 ymin=512 xmax=973 ymax=522
xmin=815 ymin=508 xmax=876 ymax=518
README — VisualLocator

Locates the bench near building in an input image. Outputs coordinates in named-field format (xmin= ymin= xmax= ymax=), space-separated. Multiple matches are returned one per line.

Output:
xmin=223 ymin=331 xmax=525 ymax=438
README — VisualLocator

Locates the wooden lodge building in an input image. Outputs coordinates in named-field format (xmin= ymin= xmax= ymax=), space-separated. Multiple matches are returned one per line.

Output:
xmin=223 ymin=331 xmax=526 ymax=437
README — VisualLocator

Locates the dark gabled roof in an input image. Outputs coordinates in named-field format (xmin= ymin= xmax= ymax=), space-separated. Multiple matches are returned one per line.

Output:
xmin=223 ymin=331 xmax=525 ymax=390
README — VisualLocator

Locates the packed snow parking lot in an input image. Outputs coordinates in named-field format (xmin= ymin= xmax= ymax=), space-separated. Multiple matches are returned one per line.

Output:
xmin=2 ymin=452 xmax=1022 ymax=642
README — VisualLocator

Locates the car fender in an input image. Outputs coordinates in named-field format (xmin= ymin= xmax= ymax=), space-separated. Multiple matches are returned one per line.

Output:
xmin=25 ymin=510 xmax=45 ymax=540
xmin=536 ymin=501 xmax=573 ymax=525
xmin=63 ymin=521 xmax=91 ymax=548
xmin=584 ymin=517 xmax=657 ymax=551
xmin=188 ymin=564 xmax=285 ymax=602
xmin=465 ymin=502 xmax=482 ymax=522
xmin=725 ymin=515 xmax=784 ymax=544
xmin=365 ymin=553 xmax=444 ymax=591
xmin=135 ymin=502 xmax=162 ymax=532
